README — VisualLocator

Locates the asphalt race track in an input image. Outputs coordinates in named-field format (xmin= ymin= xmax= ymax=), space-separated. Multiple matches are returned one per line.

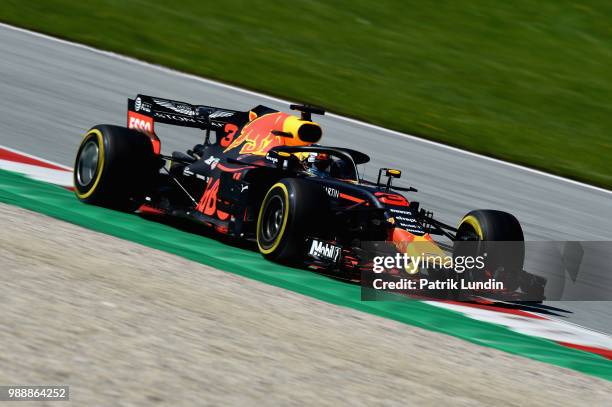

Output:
xmin=0 ymin=23 xmax=611 ymax=333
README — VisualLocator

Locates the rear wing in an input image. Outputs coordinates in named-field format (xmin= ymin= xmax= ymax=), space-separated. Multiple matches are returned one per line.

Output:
xmin=126 ymin=94 xmax=326 ymax=155
xmin=127 ymin=94 xmax=249 ymax=131
xmin=127 ymin=94 xmax=251 ymax=154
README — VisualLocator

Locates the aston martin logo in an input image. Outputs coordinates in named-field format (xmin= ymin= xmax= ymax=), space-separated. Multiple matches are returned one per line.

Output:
xmin=153 ymin=98 xmax=195 ymax=116
xmin=209 ymin=110 xmax=234 ymax=118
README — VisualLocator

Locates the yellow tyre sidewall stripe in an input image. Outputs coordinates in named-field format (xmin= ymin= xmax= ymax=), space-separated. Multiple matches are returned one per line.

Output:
xmin=257 ymin=182 xmax=290 ymax=255
xmin=75 ymin=129 xmax=105 ymax=199
xmin=459 ymin=215 xmax=484 ymax=240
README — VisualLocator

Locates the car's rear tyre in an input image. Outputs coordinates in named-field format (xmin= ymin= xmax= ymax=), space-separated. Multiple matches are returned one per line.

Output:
xmin=454 ymin=210 xmax=524 ymax=292
xmin=257 ymin=178 xmax=327 ymax=263
xmin=74 ymin=124 xmax=158 ymax=211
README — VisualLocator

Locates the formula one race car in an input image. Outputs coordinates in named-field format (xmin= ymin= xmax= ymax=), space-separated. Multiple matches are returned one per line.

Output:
xmin=74 ymin=95 xmax=545 ymax=300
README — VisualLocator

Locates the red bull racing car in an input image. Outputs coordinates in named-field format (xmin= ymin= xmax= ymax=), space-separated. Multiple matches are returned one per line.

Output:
xmin=74 ymin=95 xmax=545 ymax=299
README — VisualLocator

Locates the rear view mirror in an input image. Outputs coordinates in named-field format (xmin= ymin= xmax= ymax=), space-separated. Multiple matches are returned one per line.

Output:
xmin=385 ymin=169 xmax=401 ymax=178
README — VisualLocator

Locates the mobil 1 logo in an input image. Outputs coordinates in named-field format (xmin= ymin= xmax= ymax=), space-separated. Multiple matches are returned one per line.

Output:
xmin=308 ymin=239 xmax=341 ymax=263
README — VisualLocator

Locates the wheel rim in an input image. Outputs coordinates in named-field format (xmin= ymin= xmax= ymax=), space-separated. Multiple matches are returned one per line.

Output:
xmin=77 ymin=140 xmax=99 ymax=186
xmin=261 ymin=195 xmax=285 ymax=246
xmin=457 ymin=229 xmax=480 ymax=241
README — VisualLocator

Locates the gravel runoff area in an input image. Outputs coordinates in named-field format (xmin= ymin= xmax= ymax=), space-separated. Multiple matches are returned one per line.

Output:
xmin=0 ymin=202 xmax=611 ymax=406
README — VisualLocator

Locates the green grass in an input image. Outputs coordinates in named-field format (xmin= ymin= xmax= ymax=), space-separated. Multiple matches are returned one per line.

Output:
xmin=2 ymin=1 xmax=612 ymax=188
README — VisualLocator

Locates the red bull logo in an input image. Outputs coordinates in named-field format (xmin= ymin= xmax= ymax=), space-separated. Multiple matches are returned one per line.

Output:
xmin=224 ymin=112 xmax=289 ymax=156
xmin=224 ymin=112 xmax=322 ymax=155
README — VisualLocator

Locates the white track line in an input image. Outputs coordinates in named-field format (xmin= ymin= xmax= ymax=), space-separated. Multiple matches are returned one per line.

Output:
xmin=0 ymin=159 xmax=72 ymax=186
xmin=426 ymin=301 xmax=612 ymax=351
xmin=1 ymin=145 xmax=72 ymax=170
xmin=1 ymin=22 xmax=611 ymax=196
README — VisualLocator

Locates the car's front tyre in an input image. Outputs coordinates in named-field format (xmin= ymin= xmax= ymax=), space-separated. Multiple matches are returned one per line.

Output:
xmin=256 ymin=178 xmax=327 ymax=263
xmin=454 ymin=209 xmax=525 ymax=292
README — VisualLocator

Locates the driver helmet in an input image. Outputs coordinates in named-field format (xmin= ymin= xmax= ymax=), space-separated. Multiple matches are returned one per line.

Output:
xmin=308 ymin=152 xmax=331 ymax=172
